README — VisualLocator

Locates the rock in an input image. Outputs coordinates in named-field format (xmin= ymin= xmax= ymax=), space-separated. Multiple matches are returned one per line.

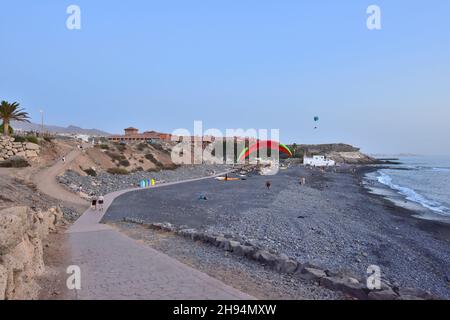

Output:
xmin=25 ymin=150 xmax=38 ymax=158
xmin=253 ymin=250 xmax=278 ymax=267
xmin=202 ymin=234 xmax=217 ymax=245
xmin=320 ymin=276 xmax=368 ymax=300
xmin=296 ymin=267 xmax=327 ymax=281
xmin=161 ymin=223 xmax=176 ymax=232
xmin=368 ymin=288 xmax=399 ymax=300
xmin=233 ymin=244 xmax=255 ymax=257
xmin=0 ymin=206 xmax=62 ymax=300
xmin=178 ymin=228 xmax=199 ymax=241
xmin=214 ymin=236 xmax=227 ymax=247
xmin=24 ymin=143 xmax=40 ymax=151
xmin=0 ymin=265 xmax=7 ymax=300
xmin=229 ymin=241 xmax=240 ymax=252
xmin=0 ymin=207 xmax=29 ymax=252
xmin=397 ymin=288 xmax=438 ymax=300
xmin=274 ymin=253 xmax=297 ymax=273
xmin=218 ymin=239 xmax=231 ymax=251
xmin=283 ymin=260 xmax=299 ymax=274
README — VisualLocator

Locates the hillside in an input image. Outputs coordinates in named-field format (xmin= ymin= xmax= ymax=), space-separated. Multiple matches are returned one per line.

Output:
xmin=11 ymin=121 xmax=110 ymax=136
xmin=65 ymin=141 xmax=178 ymax=176
xmin=289 ymin=143 xmax=377 ymax=164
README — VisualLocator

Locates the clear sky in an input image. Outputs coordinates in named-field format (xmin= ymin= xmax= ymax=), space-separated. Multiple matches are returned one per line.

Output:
xmin=1 ymin=0 xmax=449 ymax=155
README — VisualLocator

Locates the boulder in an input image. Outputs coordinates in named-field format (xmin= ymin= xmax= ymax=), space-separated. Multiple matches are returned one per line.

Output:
xmin=397 ymin=288 xmax=439 ymax=300
xmin=275 ymin=254 xmax=298 ymax=274
xmin=368 ymin=288 xmax=399 ymax=300
xmin=0 ymin=206 xmax=62 ymax=300
xmin=320 ymin=276 xmax=368 ymax=300
xmin=229 ymin=241 xmax=240 ymax=252
xmin=214 ymin=236 xmax=227 ymax=247
xmin=25 ymin=143 xmax=40 ymax=151
xmin=233 ymin=244 xmax=255 ymax=257
xmin=25 ymin=150 xmax=38 ymax=158
xmin=296 ymin=267 xmax=327 ymax=281
xmin=218 ymin=239 xmax=231 ymax=251
xmin=178 ymin=228 xmax=198 ymax=240
xmin=253 ymin=250 xmax=278 ymax=267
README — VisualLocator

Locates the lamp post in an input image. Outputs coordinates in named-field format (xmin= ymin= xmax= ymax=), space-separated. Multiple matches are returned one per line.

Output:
xmin=39 ymin=110 xmax=44 ymax=134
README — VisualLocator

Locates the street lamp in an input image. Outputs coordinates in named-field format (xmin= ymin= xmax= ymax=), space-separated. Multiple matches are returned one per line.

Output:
xmin=39 ymin=110 xmax=44 ymax=134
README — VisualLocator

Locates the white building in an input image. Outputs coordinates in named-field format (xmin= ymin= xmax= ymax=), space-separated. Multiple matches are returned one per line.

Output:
xmin=303 ymin=155 xmax=335 ymax=167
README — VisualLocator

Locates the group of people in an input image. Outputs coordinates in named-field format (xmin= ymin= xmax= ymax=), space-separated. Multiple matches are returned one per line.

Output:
xmin=90 ymin=194 xmax=105 ymax=211
xmin=265 ymin=176 xmax=306 ymax=190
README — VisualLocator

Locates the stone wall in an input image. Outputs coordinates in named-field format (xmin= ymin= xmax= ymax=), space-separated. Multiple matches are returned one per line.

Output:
xmin=0 ymin=206 xmax=62 ymax=300
xmin=124 ymin=218 xmax=441 ymax=300
xmin=0 ymin=135 xmax=41 ymax=161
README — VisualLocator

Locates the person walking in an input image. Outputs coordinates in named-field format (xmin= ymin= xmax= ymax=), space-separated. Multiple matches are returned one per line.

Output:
xmin=265 ymin=181 xmax=271 ymax=190
xmin=91 ymin=195 xmax=97 ymax=210
xmin=97 ymin=195 xmax=104 ymax=211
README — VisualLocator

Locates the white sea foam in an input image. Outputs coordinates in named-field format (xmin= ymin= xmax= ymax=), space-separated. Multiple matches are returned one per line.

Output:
xmin=377 ymin=171 xmax=449 ymax=215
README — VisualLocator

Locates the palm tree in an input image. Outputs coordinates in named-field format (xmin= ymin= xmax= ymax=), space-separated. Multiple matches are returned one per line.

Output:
xmin=0 ymin=101 xmax=30 ymax=136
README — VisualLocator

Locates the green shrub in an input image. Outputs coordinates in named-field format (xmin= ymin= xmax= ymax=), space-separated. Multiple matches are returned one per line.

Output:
xmin=145 ymin=153 xmax=165 ymax=169
xmin=150 ymin=143 xmax=169 ymax=154
xmin=106 ymin=151 xmax=126 ymax=161
xmin=25 ymin=135 xmax=39 ymax=144
xmin=96 ymin=144 xmax=109 ymax=150
xmin=107 ymin=167 xmax=129 ymax=175
xmin=116 ymin=144 xmax=126 ymax=152
xmin=12 ymin=135 xmax=26 ymax=142
xmin=137 ymin=143 xmax=148 ymax=151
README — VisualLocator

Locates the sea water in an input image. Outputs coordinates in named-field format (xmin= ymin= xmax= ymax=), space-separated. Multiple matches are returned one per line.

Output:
xmin=365 ymin=156 xmax=450 ymax=221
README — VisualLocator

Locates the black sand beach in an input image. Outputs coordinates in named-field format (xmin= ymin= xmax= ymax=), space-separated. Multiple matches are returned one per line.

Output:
xmin=103 ymin=165 xmax=450 ymax=298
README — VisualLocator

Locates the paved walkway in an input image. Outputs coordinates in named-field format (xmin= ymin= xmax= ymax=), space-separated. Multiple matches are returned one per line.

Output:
xmin=67 ymin=179 xmax=253 ymax=299
xmin=32 ymin=147 xmax=251 ymax=299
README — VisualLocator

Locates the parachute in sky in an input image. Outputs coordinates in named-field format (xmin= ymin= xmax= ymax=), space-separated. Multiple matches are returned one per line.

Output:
xmin=238 ymin=140 xmax=293 ymax=162
xmin=314 ymin=116 xmax=319 ymax=129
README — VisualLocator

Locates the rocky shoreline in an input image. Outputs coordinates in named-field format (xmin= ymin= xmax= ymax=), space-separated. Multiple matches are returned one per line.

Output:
xmin=121 ymin=217 xmax=439 ymax=300
xmin=103 ymin=165 xmax=450 ymax=299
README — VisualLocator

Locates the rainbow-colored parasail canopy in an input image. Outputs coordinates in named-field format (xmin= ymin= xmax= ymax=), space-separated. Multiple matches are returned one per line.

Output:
xmin=238 ymin=140 xmax=293 ymax=161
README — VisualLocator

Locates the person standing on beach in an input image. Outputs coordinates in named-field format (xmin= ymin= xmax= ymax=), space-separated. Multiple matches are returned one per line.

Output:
xmin=266 ymin=181 xmax=271 ymax=190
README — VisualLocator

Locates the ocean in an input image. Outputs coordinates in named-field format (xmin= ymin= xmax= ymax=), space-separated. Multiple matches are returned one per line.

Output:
xmin=364 ymin=156 xmax=450 ymax=223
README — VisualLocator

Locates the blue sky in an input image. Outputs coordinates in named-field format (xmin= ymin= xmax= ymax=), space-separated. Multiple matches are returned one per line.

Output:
xmin=1 ymin=0 xmax=449 ymax=155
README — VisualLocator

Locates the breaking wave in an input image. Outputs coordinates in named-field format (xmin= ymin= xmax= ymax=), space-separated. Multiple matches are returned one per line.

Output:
xmin=377 ymin=171 xmax=449 ymax=215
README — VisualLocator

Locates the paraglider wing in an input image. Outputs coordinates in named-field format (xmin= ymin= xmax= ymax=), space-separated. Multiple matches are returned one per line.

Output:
xmin=239 ymin=140 xmax=293 ymax=161
xmin=238 ymin=147 xmax=249 ymax=161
